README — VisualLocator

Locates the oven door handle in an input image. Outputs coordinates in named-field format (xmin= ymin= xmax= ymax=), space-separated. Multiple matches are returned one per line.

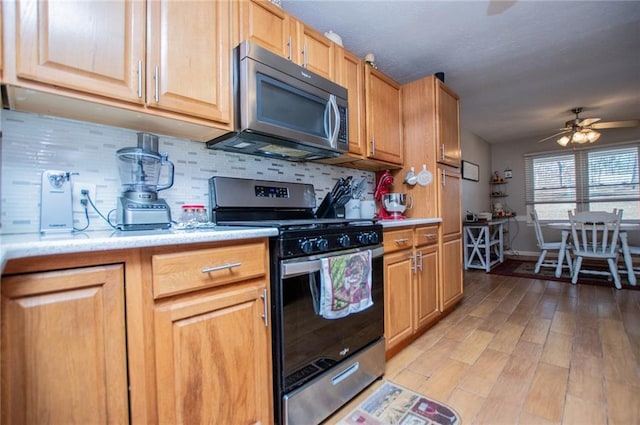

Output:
xmin=281 ymin=246 xmax=384 ymax=278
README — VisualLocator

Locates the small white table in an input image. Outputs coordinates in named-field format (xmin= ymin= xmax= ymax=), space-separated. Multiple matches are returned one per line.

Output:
xmin=547 ymin=222 xmax=639 ymax=285
xmin=463 ymin=219 xmax=506 ymax=272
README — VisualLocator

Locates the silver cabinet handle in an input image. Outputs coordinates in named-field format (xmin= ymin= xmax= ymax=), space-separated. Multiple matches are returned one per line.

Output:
xmin=371 ymin=137 xmax=376 ymax=156
xmin=423 ymin=233 xmax=438 ymax=240
xmin=441 ymin=169 xmax=446 ymax=186
xmin=137 ymin=60 xmax=143 ymax=98
xmin=201 ymin=262 xmax=241 ymax=273
xmin=441 ymin=144 xmax=445 ymax=161
xmin=261 ymin=288 xmax=268 ymax=327
xmin=287 ymin=36 xmax=292 ymax=61
xmin=302 ymin=42 xmax=307 ymax=68
xmin=154 ymin=66 xmax=159 ymax=103
xmin=410 ymin=254 xmax=417 ymax=273
xmin=394 ymin=238 xmax=409 ymax=244
xmin=417 ymin=251 xmax=424 ymax=271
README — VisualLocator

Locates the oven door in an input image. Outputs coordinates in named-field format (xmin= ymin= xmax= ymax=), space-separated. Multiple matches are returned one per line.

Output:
xmin=276 ymin=245 xmax=384 ymax=394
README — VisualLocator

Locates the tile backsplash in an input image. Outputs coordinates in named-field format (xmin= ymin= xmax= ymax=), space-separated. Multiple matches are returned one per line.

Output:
xmin=1 ymin=110 xmax=375 ymax=234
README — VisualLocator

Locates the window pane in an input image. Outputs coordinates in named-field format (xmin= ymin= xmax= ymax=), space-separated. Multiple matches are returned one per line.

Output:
xmin=587 ymin=147 xmax=639 ymax=202
xmin=534 ymin=203 xmax=576 ymax=220
xmin=532 ymin=155 xmax=576 ymax=203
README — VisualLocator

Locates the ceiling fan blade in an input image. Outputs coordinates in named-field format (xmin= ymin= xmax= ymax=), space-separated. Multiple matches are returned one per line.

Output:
xmin=537 ymin=130 xmax=570 ymax=143
xmin=578 ymin=117 xmax=601 ymax=127
xmin=591 ymin=119 xmax=640 ymax=129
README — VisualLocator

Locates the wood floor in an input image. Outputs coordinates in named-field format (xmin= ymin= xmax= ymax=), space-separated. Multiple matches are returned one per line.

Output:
xmin=324 ymin=269 xmax=640 ymax=425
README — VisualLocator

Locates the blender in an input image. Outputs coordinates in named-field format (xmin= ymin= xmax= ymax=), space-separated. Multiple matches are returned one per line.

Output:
xmin=116 ymin=132 xmax=174 ymax=230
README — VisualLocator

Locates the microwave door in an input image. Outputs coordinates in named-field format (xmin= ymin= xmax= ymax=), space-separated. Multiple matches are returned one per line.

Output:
xmin=242 ymin=59 xmax=334 ymax=149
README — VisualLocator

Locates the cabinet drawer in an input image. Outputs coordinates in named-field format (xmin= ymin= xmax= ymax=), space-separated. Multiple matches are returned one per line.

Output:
xmin=151 ymin=241 xmax=268 ymax=298
xmin=414 ymin=225 xmax=439 ymax=247
xmin=383 ymin=228 xmax=414 ymax=253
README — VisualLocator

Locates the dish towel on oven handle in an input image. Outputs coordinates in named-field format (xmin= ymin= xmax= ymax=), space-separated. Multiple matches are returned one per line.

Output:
xmin=319 ymin=249 xmax=373 ymax=319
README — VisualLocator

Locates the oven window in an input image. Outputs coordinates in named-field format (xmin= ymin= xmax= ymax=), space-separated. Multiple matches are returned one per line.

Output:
xmin=280 ymin=257 xmax=383 ymax=392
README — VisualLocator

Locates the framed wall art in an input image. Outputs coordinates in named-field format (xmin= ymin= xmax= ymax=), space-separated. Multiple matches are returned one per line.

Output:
xmin=462 ymin=160 xmax=479 ymax=182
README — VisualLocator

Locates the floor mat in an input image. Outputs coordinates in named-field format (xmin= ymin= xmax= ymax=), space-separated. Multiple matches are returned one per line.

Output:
xmin=488 ymin=258 xmax=639 ymax=290
xmin=337 ymin=381 xmax=461 ymax=425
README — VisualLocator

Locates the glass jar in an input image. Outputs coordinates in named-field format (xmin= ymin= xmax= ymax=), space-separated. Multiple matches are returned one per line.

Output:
xmin=181 ymin=205 xmax=206 ymax=227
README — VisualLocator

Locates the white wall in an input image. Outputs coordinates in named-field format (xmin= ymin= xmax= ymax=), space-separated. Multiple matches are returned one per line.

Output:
xmin=460 ymin=129 xmax=491 ymax=216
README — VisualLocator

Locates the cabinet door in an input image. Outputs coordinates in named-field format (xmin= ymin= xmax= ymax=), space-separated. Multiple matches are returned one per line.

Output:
xmin=153 ymin=282 xmax=272 ymax=424
xmin=147 ymin=0 xmax=231 ymax=123
xmin=291 ymin=19 xmax=334 ymax=80
xmin=441 ymin=237 xmax=463 ymax=311
xmin=436 ymin=80 xmax=461 ymax=167
xmin=366 ymin=67 xmax=403 ymax=165
xmin=415 ymin=246 xmax=440 ymax=330
xmin=336 ymin=47 xmax=365 ymax=156
xmin=238 ymin=0 xmax=293 ymax=59
xmin=438 ymin=166 xmax=462 ymax=238
xmin=384 ymin=250 xmax=414 ymax=352
xmin=1 ymin=265 xmax=128 ymax=424
xmin=12 ymin=0 xmax=144 ymax=103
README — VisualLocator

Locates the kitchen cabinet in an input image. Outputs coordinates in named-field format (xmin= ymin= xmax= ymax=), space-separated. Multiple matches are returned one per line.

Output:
xmin=1 ymin=237 xmax=273 ymax=424
xmin=437 ymin=166 xmax=464 ymax=311
xmin=414 ymin=224 xmax=440 ymax=330
xmin=436 ymin=79 xmax=461 ymax=167
xmin=237 ymin=0 xmax=335 ymax=80
xmin=383 ymin=228 xmax=415 ymax=355
xmin=365 ymin=67 xmax=403 ymax=166
xmin=3 ymin=0 xmax=232 ymax=140
xmin=336 ymin=47 xmax=366 ymax=156
xmin=383 ymin=224 xmax=441 ymax=358
xmin=1 ymin=262 xmax=129 ymax=424
xmin=144 ymin=239 xmax=272 ymax=424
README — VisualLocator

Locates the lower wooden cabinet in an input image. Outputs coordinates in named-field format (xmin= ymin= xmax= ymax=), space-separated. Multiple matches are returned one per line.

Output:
xmin=1 ymin=264 xmax=129 ymax=424
xmin=441 ymin=236 xmax=464 ymax=311
xmin=1 ymin=238 xmax=273 ymax=424
xmin=153 ymin=281 xmax=272 ymax=424
xmin=383 ymin=224 xmax=441 ymax=358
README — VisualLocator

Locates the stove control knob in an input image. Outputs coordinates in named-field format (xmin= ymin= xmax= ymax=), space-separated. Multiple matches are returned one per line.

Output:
xmin=316 ymin=238 xmax=329 ymax=251
xmin=368 ymin=232 xmax=380 ymax=244
xmin=357 ymin=233 xmax=369 ymax=245
xmin=337 ymin=235 xmax=351 ymax=247
xmin=300 ymin=239 xmax=314 ymax=254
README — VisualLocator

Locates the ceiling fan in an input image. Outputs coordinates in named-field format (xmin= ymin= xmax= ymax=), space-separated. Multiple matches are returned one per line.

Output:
xmin=537 ymin=107 xmax=640 ymax=146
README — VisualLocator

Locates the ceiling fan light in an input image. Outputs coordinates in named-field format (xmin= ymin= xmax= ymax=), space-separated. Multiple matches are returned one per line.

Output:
xmin=572 ymin=131 xmax=587 ymax=143
xmin=587 ymin=130 xmax=601 ymax=143
xmin=557 ymin=135 xmax=571 ymax=146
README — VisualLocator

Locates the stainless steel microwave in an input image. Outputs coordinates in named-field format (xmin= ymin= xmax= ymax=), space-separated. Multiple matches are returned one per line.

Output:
xmin=207 ymin=41 xmax=348 ymax=162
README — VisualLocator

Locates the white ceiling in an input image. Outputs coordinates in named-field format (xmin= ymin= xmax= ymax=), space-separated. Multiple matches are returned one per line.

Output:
xmin=281 ymin=0 xmax=640 ymax=146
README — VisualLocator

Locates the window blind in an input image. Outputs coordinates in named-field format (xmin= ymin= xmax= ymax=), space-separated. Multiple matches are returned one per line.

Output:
xmin=524 ymin=144 xmax=640 ymax=220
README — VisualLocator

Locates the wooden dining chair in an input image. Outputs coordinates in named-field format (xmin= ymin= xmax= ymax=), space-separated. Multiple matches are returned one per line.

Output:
xmin=530 ymin=209 xmax=572 ymax=274
xmin=568 ymin=209 xmax=623 ymax=289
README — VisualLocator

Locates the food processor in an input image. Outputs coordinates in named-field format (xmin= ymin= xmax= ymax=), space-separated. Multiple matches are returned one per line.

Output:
xmin=116 ymin=132 xmax=174 ymax=230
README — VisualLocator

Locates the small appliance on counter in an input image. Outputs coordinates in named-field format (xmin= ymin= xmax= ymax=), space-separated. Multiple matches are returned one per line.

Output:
xmin=40 ymin=170 xmax=74 ymax=233
xmin=115 ymin=132 xmax=174 ymax=231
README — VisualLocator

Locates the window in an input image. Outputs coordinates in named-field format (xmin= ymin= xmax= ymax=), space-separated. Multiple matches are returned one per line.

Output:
xmin=525 ymin=144 xmax=640 ymax=221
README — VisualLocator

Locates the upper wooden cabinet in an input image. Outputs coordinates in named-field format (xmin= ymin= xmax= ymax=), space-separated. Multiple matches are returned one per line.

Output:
xmin=3 ymin=0 xmax=233 ymax=139
xmin=436 ymin=79 xmax=461 ymax=167
xmin=8 ymin=0 xmax=145 ymax=103
xmin=365 ymin=67 xmax=403 ymax=165
xmin=237 ymin=0 xmax=334 ymax=80
xmin=147 ymin=0 xmax=232 ymax=122
xmin=335 ymin=47 xmax=366 ymax=156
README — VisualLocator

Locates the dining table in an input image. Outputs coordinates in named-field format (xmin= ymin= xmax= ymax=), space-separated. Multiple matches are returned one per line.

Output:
xmin=546 ymin=221 xmax=639 ymax=285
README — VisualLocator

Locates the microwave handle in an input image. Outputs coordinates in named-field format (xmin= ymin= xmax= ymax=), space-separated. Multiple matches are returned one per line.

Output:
xmin=328 ymin=94 xmax=340 ymax=148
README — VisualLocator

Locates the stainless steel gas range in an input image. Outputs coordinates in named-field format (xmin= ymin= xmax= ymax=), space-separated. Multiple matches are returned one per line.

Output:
xmin=209 ymin=177 xmax=385 ymax=425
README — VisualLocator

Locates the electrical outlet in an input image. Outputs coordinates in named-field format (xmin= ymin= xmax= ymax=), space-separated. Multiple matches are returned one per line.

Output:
xmin=72 ymin=182 xmax=96 ymax=213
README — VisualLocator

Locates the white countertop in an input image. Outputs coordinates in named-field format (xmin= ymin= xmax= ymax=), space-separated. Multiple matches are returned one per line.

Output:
xmin=1 ymin=226 xmax=278 ymax=272
xmin=378 ymin=217 xmax=442 ymax=228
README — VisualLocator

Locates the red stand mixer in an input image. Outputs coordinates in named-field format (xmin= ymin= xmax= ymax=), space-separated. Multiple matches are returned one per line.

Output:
xmin=374 ymin=170 xmax=413 ymax=220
